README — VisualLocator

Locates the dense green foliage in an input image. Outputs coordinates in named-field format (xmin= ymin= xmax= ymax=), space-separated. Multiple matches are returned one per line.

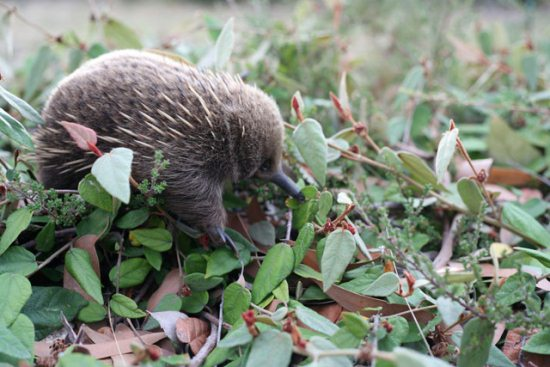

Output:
xmin=0 ymin=1 xmax=549 ymax=366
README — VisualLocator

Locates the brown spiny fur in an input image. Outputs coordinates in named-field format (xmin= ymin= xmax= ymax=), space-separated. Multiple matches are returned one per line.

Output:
xmin=34 ymin=50 xmax=285 ymax=234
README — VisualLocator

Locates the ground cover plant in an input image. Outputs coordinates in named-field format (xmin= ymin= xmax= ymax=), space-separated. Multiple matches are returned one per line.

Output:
xmin=0 ymin=0 xmax=549 ymax=366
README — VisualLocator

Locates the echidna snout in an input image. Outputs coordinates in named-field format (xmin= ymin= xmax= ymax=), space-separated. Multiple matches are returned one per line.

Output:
xmin=34 ymin=50 xmax=303 ymax=245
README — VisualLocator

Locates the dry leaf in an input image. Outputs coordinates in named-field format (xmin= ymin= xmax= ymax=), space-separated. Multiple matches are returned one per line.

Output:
xmin=149 ymin=311 xmax=188 ymax=341
xmin=448 ymin=35 xmax=488 ymax=64
xmin=313 ymin=280 xmax=433 ymax=324
xmin=176 ymin=317 xmax=210 ymax=354
xmin=309 ymin=303 xmax=343 ymax=323
xmin=488 ymin=167 xmax=533 ymax=186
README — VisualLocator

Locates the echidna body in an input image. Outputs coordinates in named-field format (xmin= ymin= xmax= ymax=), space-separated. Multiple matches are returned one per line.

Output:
xmin=35 ymin=50 xmax=302 ymax=241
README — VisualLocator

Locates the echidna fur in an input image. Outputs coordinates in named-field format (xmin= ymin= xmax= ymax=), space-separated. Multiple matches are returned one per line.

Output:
xmin=34 ymin=50 xmax=303 ymax=242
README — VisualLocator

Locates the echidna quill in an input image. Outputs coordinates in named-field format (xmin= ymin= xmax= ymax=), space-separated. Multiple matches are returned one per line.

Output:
xmin=35 ymin=50 xmax=303 ymax=245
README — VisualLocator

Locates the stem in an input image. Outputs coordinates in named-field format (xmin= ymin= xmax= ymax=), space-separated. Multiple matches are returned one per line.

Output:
xmin=27 ymin=241 xmax=71 ymax=277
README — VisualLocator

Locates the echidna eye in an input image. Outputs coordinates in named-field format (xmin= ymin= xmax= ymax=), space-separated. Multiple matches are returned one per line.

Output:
xmin=260 ymin=160 xmax=271 ymax=172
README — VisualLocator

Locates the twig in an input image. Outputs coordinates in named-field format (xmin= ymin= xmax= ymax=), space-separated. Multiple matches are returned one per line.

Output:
xmin=189 ymin=322 xmax=218 ymax=367
xmin=200 ymin=311 xmax=231 ymax=331
xmin=126 ymin=318 xmax=147 ymax=346
xmin=217 ymin=290 xmax=224 ymax=344
xmin=22 ymin=227 xmax=76 ymax=249
xmin=380 ymin=305 xmax=438 ymax=318
xmin=285 ymin=209 xmax=292 ymax=241
xmin=0 ymin=2 xmax=64 ymax=44
xmin=27 ymin=241 xmax=71 ymax=277
xmin=114 ymin=240 xmax=124 ymax=294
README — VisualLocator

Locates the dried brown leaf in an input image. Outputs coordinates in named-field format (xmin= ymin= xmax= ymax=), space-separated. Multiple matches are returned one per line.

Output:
xmin=176 ymin=317 xmax=210 ymax=354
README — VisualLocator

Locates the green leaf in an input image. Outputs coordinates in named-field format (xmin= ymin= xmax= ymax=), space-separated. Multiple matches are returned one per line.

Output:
xmin=436 ymin=296 xmax=464 ymax=326
xmin=180 ymin=290 xmax=209 ymax=313
xmin=342 ymin=312 xmax=370 ymax=339
xmin=78 ymin=302 xmax=107 ymax=323
xmin=523 ymin=328 xmax=550 ymax=354
xmin=293 ymin=302 xmax=338 ymax=336
xmin=109 ymin=258 xmax=151 ymax=288
xmin=184 ymin=253 xmax=207 ymax=274
xmin=184 ymin=273 xmax=223 ymax=292
xmin=0 ymin=208 xmax=33 ymax=255
xmin=0 ymin=246 xmax=37 ymax=276
xmin=515 ymin=247 xmax=550 ymax=267
xmin=58 ymin=352 xmax=109 ymax=367
xmin=495 ymin=272 xmax=535 ymax=307
xmin=103 ymin=17 xmax=142 ymax=49
xmin=487 ymin=116 xmax=541 ymax=167
xmin=66 ymin=248 xmax=103 ymax=304
xmin=361 ymin=272 xmax=400 ymax=297
xmin=435 ymin=128 xmax=458 ymax=183
xmin=0 ymin=273 xmax=31 ymax=326
xmin=91 ymin=147 xmax=133 ymax=204
xmin=252 ymin=243 xmax=295 ymax=303
xmin=223 ymin=282 xmax=251 ymax=325
xmin=321 ymin=229 xmax=355 ymax=291
xmin=305 ymin=337 xmax=353 ymax=367
xmin=130 ymin=228 xmax=172 ymax=252
xmin=0 ymin=323 xmax=32 ymax=363
xmin=398 ymin=151 xmax=441 ymax=190
xmin=206 ymin=248 xmax=241 ymax=278
xmin=249 ymin=220 xmax=276 ymax=247
xmin=245 ymin=329 xmax=292 ymax=367
xmin=36 ymin=221 xmax=55 ymax=252
xmin=391 ymin=347 xmax=452 ymax=367
xmin=144 ymin=247 xmax=162 ymax=270
xmin=78 ymin=174 xmax=114 ymax=212
xmin=214 ymin=18 xmax=234 ymax=70
xmin=24 ymin=45 xmax=52 ymax=101
xmin=522 ymin=53 xmax=538 ymax=91
xmin=457 ymin=178 xmax=484 ymax=214
xmin=293 ymin=223 xmax=315 ymax=268
xmin=0 ymin=85 xmax=43 ymax=125
xmin=293 ymin=118 xmax=328 ymax=186
xmin=77 ymin=208 xmax=113 ymax=237
xmin=9 ymin=314 xmax=34 ymax=356
xmin=218 ymin=324 xmax=252 ymax=348
xmin=109 ymin=293 xmax=146 ymax=318
xmin=317 ymin=191 xmax=333 ymax=224
xmin=502 ymin=203 xmax=550 ymax=247
xmin=115 ymin=208 xmax=149 ymax=229
xmin=272 ymin=280 xmax=289 ymax=303
xmin=21 ymin=286 xmax=87 ymax=340
xmin=458 ymin=317 xmax=494 ymax=367
xmin=294 ymin=264 xmax=323 ymax=282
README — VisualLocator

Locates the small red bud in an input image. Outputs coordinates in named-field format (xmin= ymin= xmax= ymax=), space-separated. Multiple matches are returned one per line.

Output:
xmin=349 ymin=144 xmax=360 ymax=154
xmin=449 ymin=119 xmax=456 ymax=130
xmin=353 ymin=122 xmax=366 ymax=135
xmin=477 ymin=169 xmax=487 ymax=183
xmin=330 ymin=92 xmax=352 ymax=121
xmin=323 ymin=218 xmax=335 ymax=233
xmin=291 ymin=95 xmax=304 ymax=122
xmin=382 ymin=320 xmax=393 ymax=333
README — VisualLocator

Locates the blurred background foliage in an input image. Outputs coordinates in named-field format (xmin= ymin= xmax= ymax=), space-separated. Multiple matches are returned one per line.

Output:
xmin=0 ymin=0 xmax=549 ymax=181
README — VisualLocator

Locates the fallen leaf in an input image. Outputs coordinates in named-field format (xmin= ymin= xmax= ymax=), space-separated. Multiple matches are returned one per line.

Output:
xmin=488 ymin=167 xmax=533 ymax=186
xmin=149 ymin=311 xmax=188 ymax=342
xmin=175 ymin=317 xmax=210 ymax=354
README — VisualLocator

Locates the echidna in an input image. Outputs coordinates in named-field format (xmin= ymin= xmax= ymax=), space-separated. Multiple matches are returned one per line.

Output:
xmin=35 ymin=50 xmax=303 ymax=243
